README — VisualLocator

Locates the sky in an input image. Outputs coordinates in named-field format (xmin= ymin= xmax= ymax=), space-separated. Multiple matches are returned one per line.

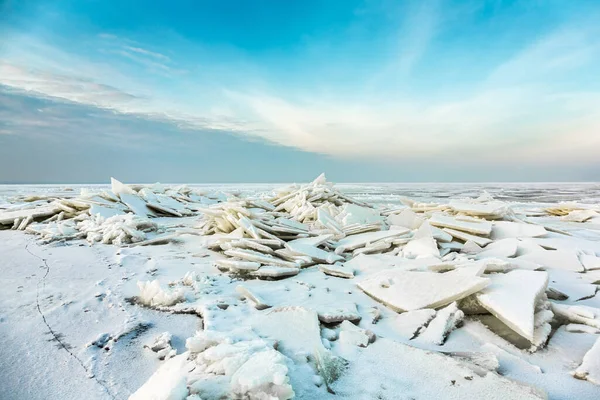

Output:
xmin=1 ymin=0 xmax=599 ymax=183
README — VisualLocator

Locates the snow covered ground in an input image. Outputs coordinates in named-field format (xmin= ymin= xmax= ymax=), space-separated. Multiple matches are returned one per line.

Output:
xmin=1 ymin=177 xmax=600 ymax=399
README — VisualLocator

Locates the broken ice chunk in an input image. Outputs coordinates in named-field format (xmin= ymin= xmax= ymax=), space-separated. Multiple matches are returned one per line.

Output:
xmin=287 ymin=234 xmax=334 ymax=247
xmin=474 ymin=238 xmax=518 ymax=259
xmin=476 ymin=270 xmax=549 ymax=342
xmin=550 ymin=303 xmax=600 ymax=329
xmin=565 ymin=324 xmax=600 ymax=334
xmin=285 ymin=242 xmax=343 ymax=264
xmin=562 ymin=209 xmax=598 ymax=222
xmin=236 ymin=285 xmax=271 ymax=310
xmin=137 ymin=280 xmax=185 ymax=307
xmin=224 ymin=249 xmax=299 ymax=268
xmin=111 ymin=177 xmax=136 ymax=197
xmin=490 ymin=221 xmax=547 ymax=240
xmin=252 ymin=307 xmax=346 ymax=391
xmin=334 ymin=229 xmax=409 ymax=254
xmin=580 ymin=254 xmax=600 ymax=271
xmin=403 ymin=222 xmax=440 ymax=259
xmin=338 ymin=321 xmax=374 ymax=347
xmin=517 ymin=248 xmax=584 ymax=272
xmin=147 ymin=332 xmax=173 ymax=352
xmin=443 ymin=228 xmax=492 ymax=247
xmin=317 ymin=303 xmax=361 ymax=324
xmin=249 ymin=266 xmax=300 ymax=279
xmin=130 ymin=353 xmax=189 ymax=400
xmin=230 ymin=349 xmax=295 ymax=399
xmin=572 ymin=336 xmax=600 ymax=385
xmin=417 ymin=302 xmax=464 ymax=345
xmin=120 ymin=193 xmax=155 ymax=217
xmin=386 ymin=208 xmax=424 ymax=229
xmin=316 ymin=208 xmax=344 ymax=236
xmin=214 ymin=259 xmax=261 ymax=272
xmin=357 ymin=268 xmax=489 ymax=312
xmin=548 ymin=282 xmax=597 ymax=302
xmin=318 ymin=264 xmax=354 ymax=279
xmin=331 ymin=339 xmax=546 ymax=399
xmin=338 ymin=203 xmax=383 ymax=227
xmin=462 ymin=240 xmax=483 ymax=254
xmin=449 ymin=200 xmax=507 ymax=218
xmin=393 ymin=308 xmax=437 ymax=339
xmin=89 ymin=204 xmax=124 ymax=219
xmin=145 ymin=332 xmax=177 ymax=360
xmin=429 ymin=214 xmax=493 ymax=236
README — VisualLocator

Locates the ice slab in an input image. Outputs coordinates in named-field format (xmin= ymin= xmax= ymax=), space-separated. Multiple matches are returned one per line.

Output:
xmin=581 ymin=270 xmax=600 ymax=284
xmin=0 ymin=205 xmax=61 ymax=225
xmin=580 ymin=254 xmax=600 ymax=271
xmin=443 ymin=228 xmax=492 ymax=247
xmin=476 ymin=270 xmax=549 ymax=341
xmin=339 ymin=203 xmax=383 ymax=226
xmin=417 ymin=302 xmax=464 ymax=345
xmin=403 ymin=236 xmax=440 ymax=259
xmin=120 ymin=193 xmax=155 ymax=217
xmin=475 ymin=238 xmax=518 ymax=259
xmin=236 ymin=285 xmax=271 ymax=310
xmin=562 ymin=209 xmax=599 ymax=222
xmin=429 ymin=214 xmax=493 ymax=236
xmin=334 ymin=229 xmax=409 ymax=253
xmin=572 ymin=336 xmax=600 ymax=385
xmin=393 ymin=309 xmax=437 ymax=339
xmin=146 ymin=201 xmax=183 ymax=217
xmin=358 ymin=268 xmax=489 ymax=312
xmin=481 ymin=343 xmax=543 ymax=375
xmin=252 ymin=307 xmax=346 ymax=390
xmin=230 ymin=348 xmax=294 ymax=399
xmin=517 ymin=248 xmax=584 ymax=272
xmin=431 ymin=225 xmax=453 ymax=242
xmin=249 ymin=266 xmax=300 ymax=279
xmin=490 ymin=221 xmax=547 ymax=240
xmin=332 ymin=339 xmax=546 ymax=399
xmin=285 ymin=242 xmax=343 ymax=264
xmin=403 ymin=222 xmax=440 ymax=259
xmin=338 ymin=320 xmax=374 ymax=347
xmin=318 ymin=264 xmax=354 ymax=279
xmin=224 ymin=249 xmax=299 ymax=268
xmin=449 ymin=200 xmax=507 ymax=218
xmin=551 ymin=303 xmax=600 ymax=329
xmin=287 ymin=234 xmax=333 ymax=247
xmin=111 ymin=177 xmax=136 ymax=197
xmin=386 ymin=209 xmax=424 ymax=229
xmin=129 ymin=353 xmax=189 ymax=400
xmin=316 ymin=303 xmax=361 ymax=323
xmin=461 ymin=240 xmax=483 ymax=254
xmin=183 ymin=331 xmax=294 ymax=399
xmin=566 ymin=324 xmax=600 ymax=334
xmin=215 ymin=259 xmax=261 ymax=272
xmin=548 ymin=282 xmax=597 ymax=301
xmin=89 ymin=204 xmax=124 ymax=219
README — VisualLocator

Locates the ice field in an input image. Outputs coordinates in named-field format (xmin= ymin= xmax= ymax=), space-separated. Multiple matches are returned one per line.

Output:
xmin=1 ymin=176 xmax=600 ymax=399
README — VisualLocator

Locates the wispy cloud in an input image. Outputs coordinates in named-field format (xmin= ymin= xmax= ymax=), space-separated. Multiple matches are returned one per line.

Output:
xmin=487 ymin=26 xmax=600 ymax=84
xmin=1 ymin=3 xmax=599 ymax=168
xmin=123 ymin=45 xmax=171 ymax=62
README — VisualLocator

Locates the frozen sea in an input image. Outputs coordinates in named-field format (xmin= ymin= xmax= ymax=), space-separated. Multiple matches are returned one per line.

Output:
xmin=2 ymin=182 xmax=600 ymax=206
xmin=1 ymin=180 xmax=600 ymax=400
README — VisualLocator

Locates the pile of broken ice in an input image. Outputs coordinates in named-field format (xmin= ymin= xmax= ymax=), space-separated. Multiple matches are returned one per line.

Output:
xmin=2 ymin=174 xmax=600 ymax=399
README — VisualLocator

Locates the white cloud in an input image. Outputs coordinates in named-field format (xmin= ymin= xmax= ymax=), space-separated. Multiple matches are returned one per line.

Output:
xmin=123 ymin=46 xmax=171 ymax=62
xmin=1 ymin=11 xmax=599 ymax=165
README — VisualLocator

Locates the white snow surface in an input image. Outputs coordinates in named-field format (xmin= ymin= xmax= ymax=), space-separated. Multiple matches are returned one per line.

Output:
xmin=1 ymin=178 xmax=600 ymax=400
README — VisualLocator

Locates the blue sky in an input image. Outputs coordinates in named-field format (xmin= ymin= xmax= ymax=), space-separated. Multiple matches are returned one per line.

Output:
xmin=1 ymin=0 xmax=599 ymax=183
